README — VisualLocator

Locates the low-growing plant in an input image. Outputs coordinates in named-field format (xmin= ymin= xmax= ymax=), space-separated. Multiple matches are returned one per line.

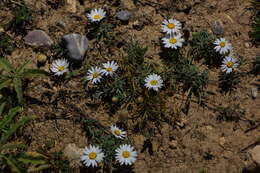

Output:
xmin=251 ymin=0 xmax=260 ymax=44
xmin=7 ymin=3 xmax=33 ymax=35
xmin=174 ymin=60 xmax=209 ymax=114
xmin=33 ymin=149 xmax=75 ymax=173
xmin=82 ymin=117 xmax=131 ymax=170
xmin=0 ymin=103 xmax=37 ymax=173
xmin=87 ymin=21 xmax=115 ymax=46
xmin=0 ymin=58 xmax=49 ymax=105
xmin=0 ymin=32 xmax=15 ymax=57
xmin=216 ymin=104 xmax=245 ymax=122
xmin=251 ymin=54 xmax=260 ymax=75
xmin=251 ymin=16 xmax=260 ymax=45
xmin=160 ymin=48 xmax=183 ymax=65
xmin=218 ymin=72 xmax=241 ymax=93
xmin=188 ymin=30 xmax=220 ymax=66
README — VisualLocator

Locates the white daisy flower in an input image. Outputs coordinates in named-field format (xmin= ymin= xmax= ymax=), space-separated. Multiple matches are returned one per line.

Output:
xmin=87 ymin=8 xmax=106 ymax=22
xmin=80 ymin=145 xmax=104 ymax=167
xmin=110 ymin=125 xmax=126 ymax=139
xmin=50 ymin=59 xmax=69 ymax=76
xmin=221 ymin=56 xmax=239 ymax=73
xmin=144 ymin=73 xmax=163 ymax=91
xmin=162 ymin=33 xmax=184 ymax=49
xmin=101 ymin=61 xmax=119 ymax=76
xmin=214 ymin=38 xmax=232 ymax=55
xmin=86 ymin=66 xmax=103 ymax=84
xmin=162 ymin=19 xmax=182 ymax=35
xmin=115 ymin=144 xmax=137 ymax=166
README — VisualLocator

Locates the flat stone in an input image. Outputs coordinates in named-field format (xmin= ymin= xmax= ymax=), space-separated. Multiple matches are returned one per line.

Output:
xmin=211 ymin=20 xmax=224 ymax=35
xmin=63 ymin=34 xmax=88 ymax=61
xmin=24 ymin=30 xmax=53 ymax=46
xmin=116 ymin=10 xmax=131 ymax=21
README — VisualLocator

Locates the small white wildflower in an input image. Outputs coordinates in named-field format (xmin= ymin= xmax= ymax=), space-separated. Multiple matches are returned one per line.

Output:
xmin=80 ymin=145 xmax=104 ymax=167
xmin=144 ymin=74 xmax=163 ymax=91
xmin=110 ymin=125 xmax=126 ymax=139
xmin=162 ymin=19 xmax=182 ymax=35
xmin=162 ymin=33 xmax=184 ymax=49
xmin=86 ymin=66 xmax=103 ymax=84
xmin=214 ymin=38 xmax=232 ymax=55
xmin=101 ymin=61 xmax=119 ymax=76
xmin=50 ymin=59 xmax=69 ymax=76
xmin=87 ymin=8 xmax=106 ymax=22
xmin=115 ymin=144 xmax=137 ymax=166
xmin=221 ymin=56 xmax=239 ymax=73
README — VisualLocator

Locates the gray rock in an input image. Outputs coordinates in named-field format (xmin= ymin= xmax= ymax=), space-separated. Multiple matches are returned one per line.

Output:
xmin=57 ymin=20 xmax=66 ymax=29
xmin=211 ymin=20 xmax=224 ymax=35
xmin=63 ymin=34 xmax=88 ymax=61
xmin=24 ymin=30 xmax=53 ymax=46
xmin=116 ymin=10 xmax=131 ymax=21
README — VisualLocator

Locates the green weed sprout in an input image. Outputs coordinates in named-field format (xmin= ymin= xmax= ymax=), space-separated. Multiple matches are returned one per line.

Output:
xmin=8 ymin=4 xmax=33 ymax=35
xmin=251 ymin=54 xmax=260 ymax=74
xmin=83 ymin=117 xmax=131 ymax=170
xmin=0 ymin=58 xmax=49 ymax=105
xmin=218 ymin=72 xmax=240 ymax=93
xmin=0 ymin=32 xmax=15 ymax=57
xmin=251 ymin=0 xmax=260 ymax=44
xmin=174 ymin=60 xmax=209 ymax=114
xmin=188 ymin=30 xmax=220 ymax=66
xmin=0 ymin=103 xmax=37 ymax=173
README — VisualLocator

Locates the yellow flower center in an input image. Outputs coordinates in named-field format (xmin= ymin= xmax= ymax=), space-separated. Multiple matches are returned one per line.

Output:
xmin=92 ymin=72 xmax=99 ymax=78
xmin=122 ymin=151 xmax=130 ymax=158
xmin=114 ymin=129 xmax=121 ymax=135
xmin=150 ymin=80 xmax=158 ymax=86
xmin=94 ymin=14 xmax=101 ymax=20
xmin=219 ymin=42 xmax=226 ymax=48
xmin=58 ymin=66 xmax=65 ymax=71
xmin=167 ymin=23 xmax=175 ymax=29
xmin=89 ymin=152 xmax=97 ymax=160
xmin=169 ymin=38 xmax=177 ymax=44
xmin=106 ymin=67 xmax=113 ymax=72
xmin=226 ymin=61 xmax=234 ymax=68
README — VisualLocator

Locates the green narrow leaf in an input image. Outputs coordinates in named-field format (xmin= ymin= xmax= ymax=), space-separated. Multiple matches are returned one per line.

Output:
xmin=14 ymin=77 xmax=23 ymax=104
xmin=0 ymin=143 xmax=27 ymax=151
xmin=18 ymin=156 xmax=47 ymax=165
xmin=0 ymin=106 xmax=20 ymax=131
xmin=0 ymin=155 xmax=24 ymax=173
xmin=16 ymin=60 xmax=31 ymax=73
xmin=18 ymin=152 xmax=48 ymax=165
xmin=28 ymin=164 xmax=51 ymax=172
xmin=23 ymin=69 xmax=50 ymax=77
xmin=0 ymin=58 xmax=14 ymax=72
xmin=0 ymin=102 xmax=6 ymax=116
xmin=0 ymin=78 xmax=12 ymax=90
xmin=0 ymin=116 xmax=35 ymax=145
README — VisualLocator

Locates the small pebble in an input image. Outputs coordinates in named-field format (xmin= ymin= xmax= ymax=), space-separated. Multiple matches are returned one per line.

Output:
xmin=211 ymin=20 xmax=224 ymax=35
xmin=57 ymin=20 xmax=66 ymax=29
xmin=116 ymin=10 xmax=131 ymax=21
xmin=244 ymin=42 xmax=250 ymax=48
xmin=251 ymin=87 xmax=258 ymax=99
